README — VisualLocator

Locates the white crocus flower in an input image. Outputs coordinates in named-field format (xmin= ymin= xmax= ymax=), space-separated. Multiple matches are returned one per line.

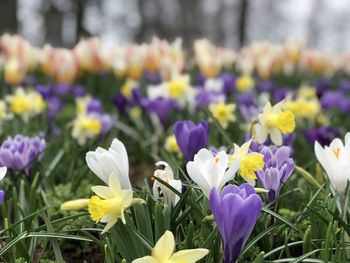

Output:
xmin=186 ymin=148 xmax=240 ymax=198
xmin=152 ymin=161 xmax=182 ymax=206
xmin=86 ymin=138 xmax=132 ymax=190
xmin=315 ymin=133 xmax=350 ymax=193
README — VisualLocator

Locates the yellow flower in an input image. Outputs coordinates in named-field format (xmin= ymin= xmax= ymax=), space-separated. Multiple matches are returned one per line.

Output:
xmin=71 ymin=114 xmax=102 ymax=145
xmin=230 ymin=139 xmax=264 ymax=185
xmin=209 ymin=102 xmax=236 ymax=128
xmin=88 ymin=174 xmax=143 ymax=233
xmin=235 ymin=75 xmax=255 ymax=92
xmin=283 ymin=98 xmax=320 ymax=119
xmin=61 ymin=199 xmax=89 ymax=211
xmin=254 ymin=101 xmax=295 ymax=145
xmin=76 ymin=96 xmax=91 ymax=114
xmin=165 ymin=135 xmax=179 ymax=153
xmin=130 ymin=106 xmax=142 ymax=120
xmin=166 ymin=75 xmax=190 ymax=99
xmin=6 ymin=88 xmax=46 ymax=122
xmin=298 ymin=86 xmax=317 ymax=99
xmin=121 ymin=79 xmax=138 ymax=98
xmin=132 ymin=230 xmax=208 ymax=263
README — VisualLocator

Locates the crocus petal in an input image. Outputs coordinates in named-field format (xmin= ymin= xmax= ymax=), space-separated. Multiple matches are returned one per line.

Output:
xmin=186 ymin=161 xmax=211 ymax=197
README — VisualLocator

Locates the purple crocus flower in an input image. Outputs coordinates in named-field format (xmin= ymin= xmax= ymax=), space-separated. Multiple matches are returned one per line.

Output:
xmin=304 ymin=126 xmax=340 ymax=147
xmin=173 ymin=120 xmax=209 ymax=162
xmin=143 ymin=97 xmax=181 ymax=125
xmin=210 ymin=184 xmax=262 ymax=263
xmin=220 ymin=73 xmax=235 ymax=94
xmin=87 ymin=98 xmax=103 ymax=113
xmin=195 ymin=90 xmax=222 ymax=108
xmin=0 ymin=135 xmax=46 ymax=175
xmin=256 ymin=145 xmax=294 ymax=203
xmin=321 ymin=91 xmax=343 ymax=110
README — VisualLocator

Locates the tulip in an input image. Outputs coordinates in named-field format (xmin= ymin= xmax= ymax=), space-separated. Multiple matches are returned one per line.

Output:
xmin=210 ymin=184 xmax=262 ymax=263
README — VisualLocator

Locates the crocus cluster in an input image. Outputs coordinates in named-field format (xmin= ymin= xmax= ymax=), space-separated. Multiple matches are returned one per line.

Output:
xmin=210 ymin=184 xmax=262 ymax=263
xmin=255 ymin=145 xmax=295 ymax=203
xmin=0 ymin=135 xmax=46 ymax=175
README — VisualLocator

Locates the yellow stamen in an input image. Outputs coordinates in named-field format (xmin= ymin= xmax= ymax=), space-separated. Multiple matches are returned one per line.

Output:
xmin=333 ymin=148 xmax=340 ymax=160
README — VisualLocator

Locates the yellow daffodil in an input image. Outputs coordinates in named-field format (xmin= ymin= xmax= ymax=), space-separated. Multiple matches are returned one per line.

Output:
xmin=165 ymin=135 xmax=180 ymax=153
xmin=6 ymin=88 xmax=46 ymax=122
xmin=132 ymin=230 xmax=209 ymax=263
xmin=71 ymin=114 xmax=102 ymax=145
xmin=209 ymin=102 xmax=236 ymax=128
xmin=235 ymin=75 xmax=255 ymax=92
xmin=88 ymin=174 xmax=143 ymax=234
xmin=284 ymin=98 xmax=320 ymax=119
xmin=230 ymin=139 xmax=264 ymax=185
xmin=254 ymin=101 xmax=295 ymax=146
xmin=166 ymin=75 xmax=190 ymax=99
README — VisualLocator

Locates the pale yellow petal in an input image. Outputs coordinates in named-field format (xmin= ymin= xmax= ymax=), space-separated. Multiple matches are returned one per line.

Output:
xmin=90 ymin=186 xmax=114 ymax=199
xmin=132 ymin=256 xmax=158 ymax=263
xmin=170 ymin=248 xmax=209 ymax=262
xmin=109 ymin=173 xmax=122 ymax=194
xmin=153 ymin=230 xmax=175 ymax=261
xmin=101 ymin=215 xmax=119 ymax=234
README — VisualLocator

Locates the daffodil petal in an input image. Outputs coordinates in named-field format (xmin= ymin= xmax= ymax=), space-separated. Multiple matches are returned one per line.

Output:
xmin=152 ymin=230 xmax=175 ymax=261
xmin=170 ymin=248 xmax=209 ymax=263
xmin=132 ymin=256 xmax=158 ymax=263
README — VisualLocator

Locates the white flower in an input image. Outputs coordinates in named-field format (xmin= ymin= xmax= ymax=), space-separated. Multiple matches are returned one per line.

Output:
xmin=86 ymin=138 xmax=132 ymax=190
xmin=315 ymin=133 xmax=350 ymax=193
xmin=186 ymin=148 xmax=240 ymax=198
xmin=152 ymin=161 xmax=182 ymax=206
xmin=0 ymin=167 xmax=6 ymax=180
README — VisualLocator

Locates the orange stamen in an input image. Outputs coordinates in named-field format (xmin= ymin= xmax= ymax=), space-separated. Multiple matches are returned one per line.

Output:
xmin=333 ymin=148 xmax=340 ymax=159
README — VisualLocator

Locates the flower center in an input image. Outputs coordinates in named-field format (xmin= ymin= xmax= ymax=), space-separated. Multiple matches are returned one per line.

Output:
xmin=88 ymin=195 xmax=122 ymax=222
xmin=167 ymin=80 xmax=186 ymax=98
xmin=333 ymin=148 xmax=340 ymax=159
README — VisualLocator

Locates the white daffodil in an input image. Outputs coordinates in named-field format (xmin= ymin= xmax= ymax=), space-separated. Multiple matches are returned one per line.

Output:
xmin=132 ymin=230 xmax=208 ymax=263
xmin=86 ymin=138 xmax=132 ymax=190
xmin=315 ymin=133 xmax=350 ymax=193
xmin=152 ymin=161 xmax=182 ymax=206
xmin=186 ymin=148 xmax=240 ymax=198
xmin=254 ymin=101 xmax=295 ymax=146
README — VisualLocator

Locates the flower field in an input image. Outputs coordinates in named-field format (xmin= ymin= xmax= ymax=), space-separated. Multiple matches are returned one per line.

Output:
xmin=0 ymin=35 xmax=350 ymax=262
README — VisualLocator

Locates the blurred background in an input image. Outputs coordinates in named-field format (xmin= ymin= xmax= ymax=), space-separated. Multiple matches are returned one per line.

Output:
xmin=1 ymin=0 xmax=350 ymax=51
